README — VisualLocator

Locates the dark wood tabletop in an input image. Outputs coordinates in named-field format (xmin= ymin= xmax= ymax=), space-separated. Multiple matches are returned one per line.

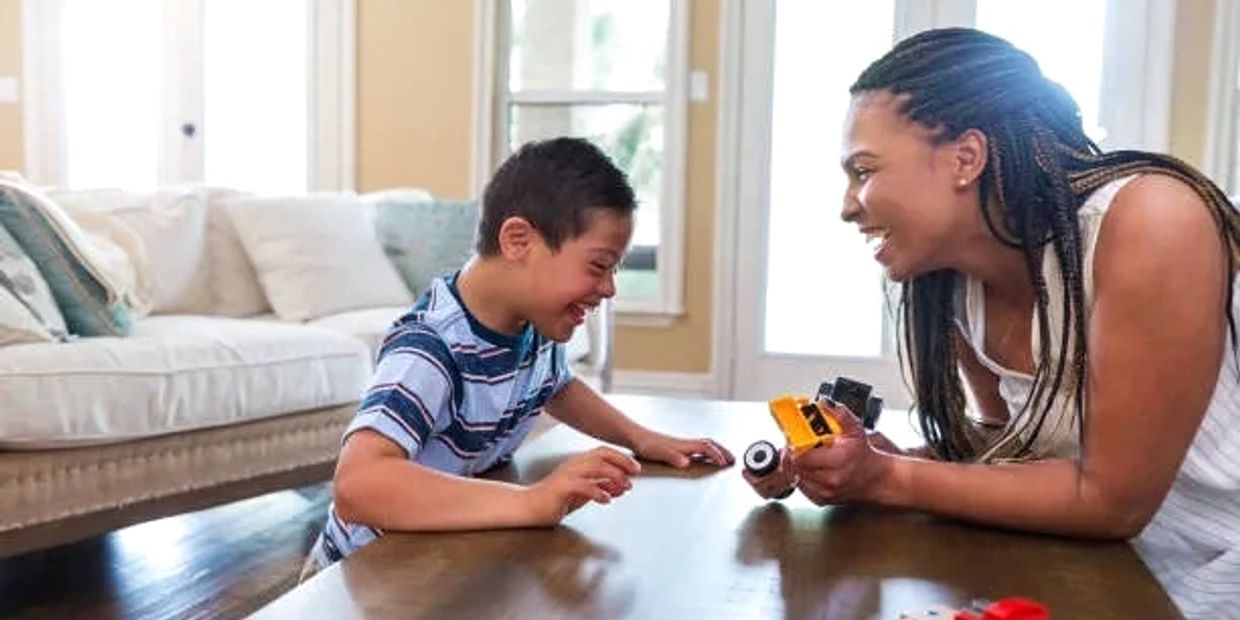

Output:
xmin=251 ymin=395 xmax=1183 ymax=619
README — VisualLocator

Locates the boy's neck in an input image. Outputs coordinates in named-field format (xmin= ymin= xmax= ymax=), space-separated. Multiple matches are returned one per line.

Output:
xmin=455 ymin=258 xmax=528 ymax=336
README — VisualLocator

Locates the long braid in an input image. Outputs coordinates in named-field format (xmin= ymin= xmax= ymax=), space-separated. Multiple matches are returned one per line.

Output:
xmin=853 ymin=28 xmax=1240 ymax=461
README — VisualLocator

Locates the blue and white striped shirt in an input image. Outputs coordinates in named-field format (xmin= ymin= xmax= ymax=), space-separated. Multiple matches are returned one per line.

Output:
xmin=313 ymin=273 xmax=574 ymax=566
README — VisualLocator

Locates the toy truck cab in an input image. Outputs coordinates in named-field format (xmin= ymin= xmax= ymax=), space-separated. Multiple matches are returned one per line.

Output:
xmin=768 ymin=395 xmax=843 ymax=454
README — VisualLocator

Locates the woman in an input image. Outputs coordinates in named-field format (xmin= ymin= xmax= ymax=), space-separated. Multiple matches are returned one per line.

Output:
xmin=744 ymin=28 xmax=1240 ymax=618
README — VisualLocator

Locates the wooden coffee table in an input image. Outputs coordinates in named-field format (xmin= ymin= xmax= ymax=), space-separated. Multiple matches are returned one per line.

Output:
xmin=251 ymin=395 xmax=1183 ymax=619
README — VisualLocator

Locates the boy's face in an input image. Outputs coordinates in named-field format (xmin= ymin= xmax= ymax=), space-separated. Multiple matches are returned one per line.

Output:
xmin=521 ymin=209 xmax=633 ymax=342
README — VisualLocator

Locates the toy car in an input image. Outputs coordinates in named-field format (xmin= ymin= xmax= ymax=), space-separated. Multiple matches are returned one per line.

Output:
xmin=744 ymin=376 xmax=886 ymax=483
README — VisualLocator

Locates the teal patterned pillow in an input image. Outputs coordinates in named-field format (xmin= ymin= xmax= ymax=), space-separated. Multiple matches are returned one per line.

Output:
xmin=0 ymin=188 xmax=131 ymax=337
xmin=373 ymin=198 xmax=480 ymax=297
xmin=0 ymin=223 xmax=69 ymax=342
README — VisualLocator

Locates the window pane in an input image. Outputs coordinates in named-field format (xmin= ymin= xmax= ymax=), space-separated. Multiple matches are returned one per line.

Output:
xmin=975 ymin=0 xmax=1108 ymax=143
xmin=204 ymin=0 xmax=309 ymax=193
xmin=61 ymin=0 xmax=163 ymax=190
xmin=508 ymin=0 xmax=668 ymax=92
xmin=763 ymin=1 xmax=896 ymax=357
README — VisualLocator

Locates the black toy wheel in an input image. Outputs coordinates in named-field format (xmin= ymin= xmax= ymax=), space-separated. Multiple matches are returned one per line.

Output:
xmin=743 ymin=440 xmax=779 ymax=477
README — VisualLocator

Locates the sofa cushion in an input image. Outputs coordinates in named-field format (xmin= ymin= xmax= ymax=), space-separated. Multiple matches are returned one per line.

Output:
xmin=0 ymin=315 xmax=370 ymax=449
xmin=306 ymin=306 xmax=408 ymax=360
xmin=226 ymin=194 xmax=413 ymax=321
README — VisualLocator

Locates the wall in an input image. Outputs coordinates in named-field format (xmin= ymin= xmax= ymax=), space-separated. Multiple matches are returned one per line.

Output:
xmin=356 ymin=0 xmax=475 ymax=198
xmin=1169 ymin=0 xmax=1216 ymax=170
xmin=0 ymin=0 xmax=22 ymax=171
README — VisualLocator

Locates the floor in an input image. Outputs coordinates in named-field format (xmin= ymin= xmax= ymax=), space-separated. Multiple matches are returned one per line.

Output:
xmin=0 ymin=416 xmax=563 ymax=620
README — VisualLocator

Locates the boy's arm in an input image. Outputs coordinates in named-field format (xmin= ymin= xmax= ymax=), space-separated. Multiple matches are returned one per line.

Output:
xmin=545 ymin=379 xmax=734 ymax=468
xmin=333 ymin=430 xmax=639 ymax=530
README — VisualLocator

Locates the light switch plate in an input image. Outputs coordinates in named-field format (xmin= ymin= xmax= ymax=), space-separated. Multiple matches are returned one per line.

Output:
xmin=0 ymin=77 xmax=18 ymax=103
xmin=690 ymin=70 xmax=709 ymax=102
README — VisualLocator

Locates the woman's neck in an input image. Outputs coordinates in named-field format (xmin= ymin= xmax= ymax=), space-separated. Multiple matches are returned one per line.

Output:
xmin=949 ymin=227 xmax=1036 ymax=307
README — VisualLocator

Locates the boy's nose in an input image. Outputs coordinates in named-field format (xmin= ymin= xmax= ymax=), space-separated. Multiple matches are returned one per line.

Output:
xmin=599 ymin=272 xmax=617 ymax=298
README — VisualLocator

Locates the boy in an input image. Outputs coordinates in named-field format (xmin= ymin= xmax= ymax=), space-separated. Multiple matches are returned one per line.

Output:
xmin=307 ymin=137 xmax=734 ymax=573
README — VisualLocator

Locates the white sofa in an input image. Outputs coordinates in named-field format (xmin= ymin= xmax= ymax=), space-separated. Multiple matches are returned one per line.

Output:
xmin=0 ymin=187 xmax=597 ymax=556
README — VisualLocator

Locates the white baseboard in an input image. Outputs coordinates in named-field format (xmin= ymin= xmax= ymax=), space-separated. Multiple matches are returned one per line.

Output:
xmin=610 ymin=370 xmax=718 ymax=399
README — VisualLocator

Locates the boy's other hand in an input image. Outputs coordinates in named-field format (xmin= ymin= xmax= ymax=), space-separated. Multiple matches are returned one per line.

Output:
xmin=524 ymin=446 xmax=641 ymax=525
xmin=632 ymin=430 xmax=735 ymax=469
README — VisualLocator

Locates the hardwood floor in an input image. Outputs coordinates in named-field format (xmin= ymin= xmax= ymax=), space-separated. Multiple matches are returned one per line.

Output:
xmin=0 ymin=484 xmax=331 ymax=620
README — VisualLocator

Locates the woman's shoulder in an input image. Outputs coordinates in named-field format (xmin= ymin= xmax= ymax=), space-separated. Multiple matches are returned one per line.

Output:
xmin=1091 ymin=172 xmax=1227 ymax=302
xmin=1095 ymin=173 xmax=1220 ymax=256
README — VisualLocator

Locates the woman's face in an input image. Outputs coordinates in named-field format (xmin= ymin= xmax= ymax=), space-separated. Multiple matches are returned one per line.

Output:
xmin=839 ymin=91 xmax=984 ymax=281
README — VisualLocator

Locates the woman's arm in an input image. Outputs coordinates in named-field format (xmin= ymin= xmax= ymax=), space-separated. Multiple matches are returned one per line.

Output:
xmin=802 ymin=175 xmax=1229 ymax=538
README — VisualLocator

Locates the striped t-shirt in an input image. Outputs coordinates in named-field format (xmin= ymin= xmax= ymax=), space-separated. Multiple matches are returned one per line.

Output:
xmin=311 ymin=273 xmax=574 ymax=567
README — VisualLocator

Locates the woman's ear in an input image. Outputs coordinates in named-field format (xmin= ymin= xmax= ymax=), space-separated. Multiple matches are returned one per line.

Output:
xmin=497 ymin=216 xmax=536 ymax=260
xmin=954 ymin=128 xmax=989 ymax=188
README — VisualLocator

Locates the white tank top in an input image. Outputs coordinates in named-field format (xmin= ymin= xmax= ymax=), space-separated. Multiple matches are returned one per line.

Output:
xmin=955 ymin=175 xmax=1240 ymax=618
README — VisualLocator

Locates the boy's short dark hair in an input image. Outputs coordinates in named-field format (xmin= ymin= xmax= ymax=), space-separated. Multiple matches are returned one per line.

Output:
xmin=476 ymin=137 xmax=637 ymax=255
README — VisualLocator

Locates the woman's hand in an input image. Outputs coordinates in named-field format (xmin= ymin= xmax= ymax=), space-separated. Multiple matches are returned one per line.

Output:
xmin=794 ymin=400 xmax=896 ymax=505
xmin=742 ymin=446 xmax=799 ymax=499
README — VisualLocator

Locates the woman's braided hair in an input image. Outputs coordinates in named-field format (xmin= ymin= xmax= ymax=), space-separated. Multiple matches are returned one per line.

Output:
xmin=851 ymin=28 xmax=1240 ymax=461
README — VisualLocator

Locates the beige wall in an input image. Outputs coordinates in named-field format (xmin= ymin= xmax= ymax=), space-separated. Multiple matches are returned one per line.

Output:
xmin=1169 ymin=0 xmax=1216 ymax=169
xmin=0 ymin=0 xmax=22 ymax=171
xmin=356 ymin=0 xmax=475 ymax=198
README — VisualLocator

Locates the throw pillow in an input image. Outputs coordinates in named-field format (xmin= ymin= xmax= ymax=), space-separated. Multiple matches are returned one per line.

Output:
xmin=0 ymin=224 xmax=68 ymax=344
xmin=204 ymin=187 xmax=271 ymax=317
xmin=47 ymin=187 xmax=209 ymax=314
xmin=0 ymin=184 xmax=132 ymax=336
xmin=372 ymin=196 xmax=480 ymax=297
xmin=225 ymin=194 xmax=414 ymax=322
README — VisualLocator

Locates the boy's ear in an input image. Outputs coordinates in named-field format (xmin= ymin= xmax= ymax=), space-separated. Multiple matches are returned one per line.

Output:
xmin=953 ymin=128 xmax=988 ymax=187
xmin=497 ymin=216 xmax=537 ymax=259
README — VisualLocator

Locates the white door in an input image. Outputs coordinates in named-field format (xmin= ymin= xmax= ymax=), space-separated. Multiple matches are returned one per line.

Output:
xmin=23 ymin=0 xmax=353 ymax=192
xmin=727 ymin=0 xmax=1169 ymax=406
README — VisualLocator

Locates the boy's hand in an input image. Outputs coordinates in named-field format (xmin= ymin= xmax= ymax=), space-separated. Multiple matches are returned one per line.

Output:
xmin=523 ymin=446 xmax=641 ymax=525
xmin=632 ymin=430 xmax=735 ymax=469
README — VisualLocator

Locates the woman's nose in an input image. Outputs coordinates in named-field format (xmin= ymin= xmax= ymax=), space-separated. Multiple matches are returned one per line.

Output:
xmin=841 ymin=194 xmax=862 ymax=223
